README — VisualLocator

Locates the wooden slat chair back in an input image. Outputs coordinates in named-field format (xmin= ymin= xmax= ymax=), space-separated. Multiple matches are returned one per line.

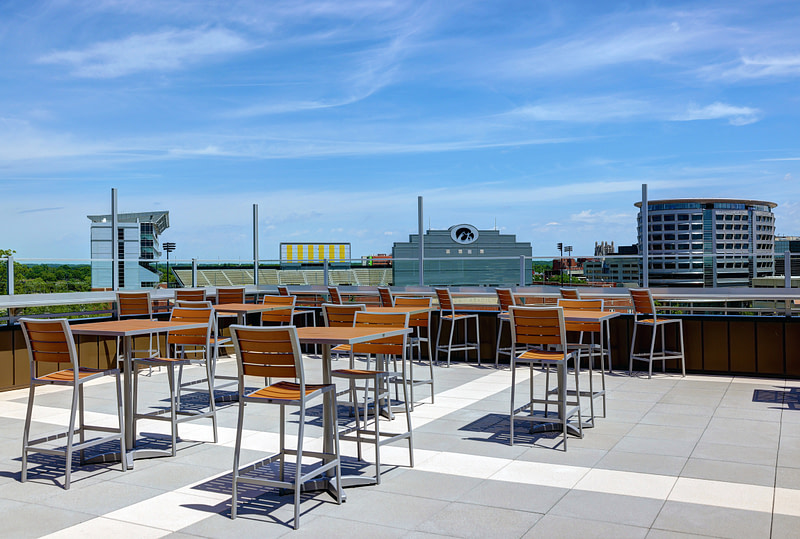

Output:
xmin=394 ymin=296 xmax=432 ymax=328
xmin=496 ymin=288 xmax=515 ymax=312
xmin=231 ymin=326 xmax=302 ymax=382
xmin=277 ymin=285 xmax=290 ymax=296
xmin=352 ymin=312 xmax=409 ymax=355
xmin=167 ymin=307 xmax=214 ymax=350
xmin=630 ymin=288 xmax=656 ymax=317
xmin=377 ymin=287 xmax=394 ymax=307
xmin=216 ymin=287 xmax=245 ymax=305
xmin=260 ymin=295 xmax=296 ymax=325
xmin=116 ymin=291 xmax=153 ymax=318
xmin=560 ymin=288 xmax=581 ymax=300
xmin=175 ymin=289 xmax=207 ymax=302
xmin=322 ymin=303 xmax=366 ymax=327
xmin=175 ymin=300 xmax=213 ymax=309
xmin=558 ymin=298 xmax=604 ymax=332
xmin=509 ymin=306 xmax=567 ymax=351
xmin=434 ymin=288 xmax=454 ymax=312
xmin=327 ymin=286 xmax=343 ymax=304
xmin=22 ymin=319 xmax=77 ymax=375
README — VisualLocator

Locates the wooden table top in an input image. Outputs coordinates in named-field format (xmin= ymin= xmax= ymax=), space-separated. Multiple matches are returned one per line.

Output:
xmin=214 ymin=303 xmax=285 ymax=314
xmin=70 ymin=319 xmax=207 ymax=337
xmin=296 ymin=326 xmax=411 ymax=346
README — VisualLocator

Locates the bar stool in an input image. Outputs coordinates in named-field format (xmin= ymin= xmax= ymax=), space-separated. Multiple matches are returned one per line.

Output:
xmin=629 ymin=288 xmax=686 ymax=378
xmin=434 ymin=288 xmax=480 ymax=366
xmin=494 ymin=288 xmax=516 ymax=368
xmin=276 ymin=286 xmax=318 ymax=354
xmin=557 ymin=298 xmax=607 ymax=424
xmin=508 ymin=306 xmax=582 ymax=449
xmin=230 ymin=325 xmax=342 ymax=529
xmin=116 ymin=291 xmax=159 ymax=361
xmin=331 ymin=311 xmax=414 ymax=484
xmin=132 ymin=307 xmax=218 ymax=456
xmin=19 ymin=319 xmax=127 ymax=488
xmin=394 ymin=296 xmax=434 ymax=407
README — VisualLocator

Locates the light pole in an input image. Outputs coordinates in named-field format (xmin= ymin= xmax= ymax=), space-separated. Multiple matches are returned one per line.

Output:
xmin=163 ymin=242 xmax=176 ymax=288
xmin=564 ymin=245 xmax=573 ymax=283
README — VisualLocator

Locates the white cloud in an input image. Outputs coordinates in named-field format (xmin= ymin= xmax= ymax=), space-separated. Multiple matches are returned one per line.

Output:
xmin=673 ymin=102 xmax=760 ymax=126
xmin=786 ymin=173 xmax=793 ymax=181
xmin=570 ymin=209 xmax=635 ymax=226
xmin=37 ymin=27 xmax=252 ymax=78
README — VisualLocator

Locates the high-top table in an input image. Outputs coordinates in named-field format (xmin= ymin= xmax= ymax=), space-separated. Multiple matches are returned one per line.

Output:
xmin=70 ymin=319 xmax=207 ymax=466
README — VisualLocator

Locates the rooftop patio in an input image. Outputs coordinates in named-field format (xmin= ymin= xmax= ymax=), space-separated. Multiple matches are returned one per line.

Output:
xmin=0 ymin=354 xmax=798 ymax=538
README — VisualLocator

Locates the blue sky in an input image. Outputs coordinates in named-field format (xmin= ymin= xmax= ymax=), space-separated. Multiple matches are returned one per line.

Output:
xmin=3 ymin=0 xmax=800 ymax=262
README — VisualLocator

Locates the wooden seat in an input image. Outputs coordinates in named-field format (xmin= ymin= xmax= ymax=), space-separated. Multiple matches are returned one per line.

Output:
xmin=434 ymin=288 xmax=480 ymax=366
xmin=508 ymin=306 xmax=582 ymax=449
xmin=629 ymin=289 xmax=686 ymax=379
xmin=19 ymin=319 xmax=127 ymax=489
xmin=331 ymin=312 xmax=414 ymax=484
xmin=229 ymin=325 xmax=342 ymax=529
xmin=132 ymin=307 xmax=218 ymax=456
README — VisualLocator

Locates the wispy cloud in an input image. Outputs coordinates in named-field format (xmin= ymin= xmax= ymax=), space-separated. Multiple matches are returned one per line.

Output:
xmin=18 ymin=207 xmax=64 ymax=214
xmin=501 ymin=13 xmax=725 ymax=79
xmin=702 ymin=54 xmax=800 ymax=81
xmin=673 ymin=102 xmax=761 ymax=126
xmin=507 ymin=97 xmax=651 ymax=123
xmin=37 ymin=27 xmax=252 ymax=78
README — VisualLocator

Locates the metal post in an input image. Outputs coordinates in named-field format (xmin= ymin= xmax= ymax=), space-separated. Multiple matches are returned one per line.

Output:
xmin=111 ymin=188 xmax=118 ymax=291
xmin=192 ymin=258 xmax=198 ymax=287
xmin=6 ymin=255 xmax=13 ymax=295
xmin=519 ymin=255 xmax=526 ymax=287
xmin=418 ymin=196 xmax=424 ymax=286
xmin=253 ymin=204 xmax=259 ymax=286
xmin=641 ymin=184 xmax=649 ymax=288
xmin=323 ymin=259 xmax=329 ymax=287
xmin=785 ymin=251 xmax=791 ymax=288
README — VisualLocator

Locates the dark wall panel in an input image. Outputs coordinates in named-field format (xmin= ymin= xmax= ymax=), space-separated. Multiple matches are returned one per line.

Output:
xmin=730 ymin=321 xmax=756 ymax=373
xmin=702 ymin=320 xmax=729 ymax=372
xmin=757 ymin=321 xmax=784 ymax=375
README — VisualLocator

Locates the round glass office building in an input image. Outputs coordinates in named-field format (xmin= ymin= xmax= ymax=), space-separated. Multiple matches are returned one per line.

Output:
xmin=635 ymin=199 xmax=776 ymax=287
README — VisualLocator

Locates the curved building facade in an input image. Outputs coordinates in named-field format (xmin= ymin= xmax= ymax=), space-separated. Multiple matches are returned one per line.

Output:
xmin=635 ymin=199 xmax=776 ymax=287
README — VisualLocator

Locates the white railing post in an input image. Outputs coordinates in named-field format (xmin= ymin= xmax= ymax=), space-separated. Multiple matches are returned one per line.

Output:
xmin=6 ymin=255 xmax=13 ymax=295
xmin=519 ymin=255 xmax=526 ymax=286
xmin=192 ymin=258 xmax=198 ymax=287
xmin=323 ymin=259 xmax=329 ymax=287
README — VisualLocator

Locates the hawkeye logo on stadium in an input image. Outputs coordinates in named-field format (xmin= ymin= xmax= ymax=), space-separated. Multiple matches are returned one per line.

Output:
xmin=450 ymin=224 xmax=479 ymax=245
